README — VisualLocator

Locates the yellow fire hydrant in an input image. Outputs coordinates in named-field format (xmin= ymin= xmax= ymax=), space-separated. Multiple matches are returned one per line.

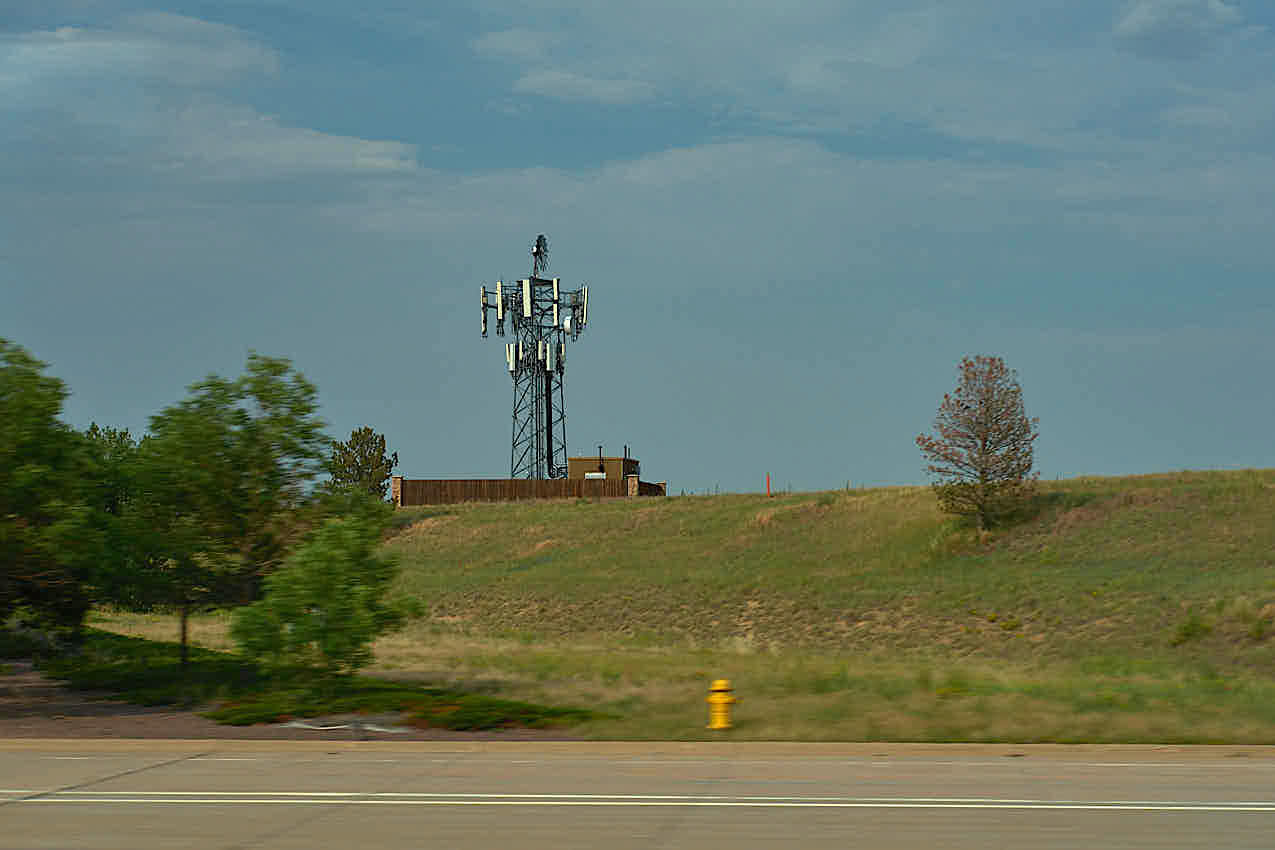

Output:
xmin=706 ymin=679 xmax=736 ymax=730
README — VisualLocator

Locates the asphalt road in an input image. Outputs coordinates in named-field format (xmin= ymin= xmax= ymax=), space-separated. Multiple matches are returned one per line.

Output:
xmin=2 ymin=741 xmax=1273 ymax=849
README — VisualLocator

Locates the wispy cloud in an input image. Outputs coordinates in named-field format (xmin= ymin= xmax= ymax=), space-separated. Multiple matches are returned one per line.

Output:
xmin=1114 ymin=0 xmax=1245 ymax=60
xmin=1 ymin=13 xmax=416 ymax=179
xmin=513 ymin=69 xmax=655 ymax=104
xmin=0 ymin=12 xmax=278 ymax=90
xmin=467 ymin=0 xmax=1272 ymax=159
xmin=148 ymin=102 xmax=419 ymax=177
xmin=472 ymin=28 xmax=559 ymax=63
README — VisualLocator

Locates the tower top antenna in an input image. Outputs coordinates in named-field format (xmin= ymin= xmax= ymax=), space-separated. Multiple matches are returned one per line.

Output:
xmin=478 ymin=234 xmax=590 ymax=479
xmin=531 ymin=234 xmax=549 ymax=277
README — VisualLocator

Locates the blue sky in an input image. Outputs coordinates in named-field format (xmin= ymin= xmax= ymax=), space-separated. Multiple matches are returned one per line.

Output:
xmin=3 ymin=0 xmax=1273 ymax=492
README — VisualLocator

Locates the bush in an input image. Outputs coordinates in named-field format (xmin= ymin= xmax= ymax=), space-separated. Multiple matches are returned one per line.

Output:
xmin=231 ymin=515 xmax=419 ymax=679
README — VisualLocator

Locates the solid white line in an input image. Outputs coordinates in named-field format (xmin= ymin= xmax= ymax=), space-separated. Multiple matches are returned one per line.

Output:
xmin=13 ymin=798 xmax=1275 ymax=811
xmin=6 ymin=790 xmax=1274 ymax=811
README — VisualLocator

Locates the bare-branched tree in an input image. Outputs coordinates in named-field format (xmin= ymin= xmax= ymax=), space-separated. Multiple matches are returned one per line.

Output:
xmin=916 ymin=355 xmax=1039 ymax=529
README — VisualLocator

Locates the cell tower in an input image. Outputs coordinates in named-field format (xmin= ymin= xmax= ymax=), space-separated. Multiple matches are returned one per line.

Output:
xmin=480 ymin=235 xmax=590 ymax=479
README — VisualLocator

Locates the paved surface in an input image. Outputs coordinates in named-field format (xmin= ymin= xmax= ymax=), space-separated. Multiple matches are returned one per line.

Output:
xmin=2 ymin=741 xmax=1273 ymax=848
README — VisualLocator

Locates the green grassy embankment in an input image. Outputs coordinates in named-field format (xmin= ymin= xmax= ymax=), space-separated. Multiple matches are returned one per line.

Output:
xmin=96 ymin=470 xmax=1275 ymax=741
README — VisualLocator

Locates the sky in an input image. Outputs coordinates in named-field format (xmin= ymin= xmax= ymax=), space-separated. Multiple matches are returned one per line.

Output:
xmin=3 ymin=0 xmax=1273 ymax=493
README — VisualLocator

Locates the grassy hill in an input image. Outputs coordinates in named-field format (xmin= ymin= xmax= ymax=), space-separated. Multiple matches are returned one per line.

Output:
xmin=98 ymin=470 xmax=1275 ymax=741
xmin=385 ymin=470 xmax=1275 ymax=664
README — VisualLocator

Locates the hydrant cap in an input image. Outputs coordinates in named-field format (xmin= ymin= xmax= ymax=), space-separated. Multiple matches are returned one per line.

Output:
xmin=710 ymin=678 xmax=732 ymax=692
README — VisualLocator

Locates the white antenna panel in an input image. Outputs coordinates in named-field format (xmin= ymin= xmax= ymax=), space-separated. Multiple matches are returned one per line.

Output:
xmin=522 ymin=279 xmax=532 ymax=317
xmin=538 ymin=340 xmax=546 ymax=361
xmin=582 ymin=285 xmax=588 ymax=325
xmin=564 ymin=315 xmax=572 ymax=333
xmin=496 ymin=281 xmax=504 ymax=320
xmin=552 ymin=278 xmax=560 ymax=326
xmin=506 ymin=343 xmax=515 ymax=372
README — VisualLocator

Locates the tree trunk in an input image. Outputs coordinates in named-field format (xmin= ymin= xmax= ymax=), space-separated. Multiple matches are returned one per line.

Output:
xmin=180 ymin=603 xmax=189 ymax=669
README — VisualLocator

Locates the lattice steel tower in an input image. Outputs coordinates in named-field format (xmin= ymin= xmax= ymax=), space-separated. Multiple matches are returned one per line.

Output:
xmin=480 ymin=235 xmax=590 ymax=479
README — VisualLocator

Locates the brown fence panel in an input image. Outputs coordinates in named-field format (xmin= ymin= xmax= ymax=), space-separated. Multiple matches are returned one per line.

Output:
xmin=398 ymin=478 xmax=627 ymax=506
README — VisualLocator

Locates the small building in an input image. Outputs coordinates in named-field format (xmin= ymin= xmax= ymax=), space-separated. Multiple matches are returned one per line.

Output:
xmin=567 ymin=454 xmax=641 ymax=481
xmin=390 ymin=448 xmax=665 ymax=507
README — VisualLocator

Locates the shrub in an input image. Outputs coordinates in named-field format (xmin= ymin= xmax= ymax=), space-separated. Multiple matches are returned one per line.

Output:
xmin=231 ymin=515 xmax=420 ymax=679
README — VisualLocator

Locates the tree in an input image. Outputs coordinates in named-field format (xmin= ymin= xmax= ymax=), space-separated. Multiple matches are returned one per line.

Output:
xmin=231 ymin=509 xmax=415 ymax=680
xmin=328 ymin=426 xmax=398 ymax=501
xmin=81 ymin=424 xmax=152 ymax=610
xmin=133 ymin=353 xmax=329 ymax=665
xmin=0 ymin=340 xmax=100 ymax=635
xmin=916 ymin=355 xmax=1039 ymax=530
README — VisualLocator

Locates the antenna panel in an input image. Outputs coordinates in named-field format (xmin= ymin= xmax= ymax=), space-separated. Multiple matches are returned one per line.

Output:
xmin=496 ymin=281 xmax=504 ymax=320
xmin=522 ymin=279 xmax=532 ymax=317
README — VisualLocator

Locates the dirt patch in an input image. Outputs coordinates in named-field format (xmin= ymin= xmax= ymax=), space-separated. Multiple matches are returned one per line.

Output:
xmin=401 ymin=515 xmax=458 ymax=536
xmin=1052 ymin=503 xmax=1109 ymax=534
xmin=518 ymin=539 xmax=556 ymax=558
xmin=752 ymin=502 xmax=821 ymax=528
xmin=0 ymin=661 xmax=574 ymax=741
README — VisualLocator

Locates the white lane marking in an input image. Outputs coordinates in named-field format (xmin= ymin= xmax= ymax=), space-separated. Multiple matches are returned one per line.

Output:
xmin=192 ymin=758 xmax=259 ymax=762
xmin=613 ymin=759 xmax=1265 ymax=769
xmin=5 ymin=790 xmax=1274 ymax=811
xmin=11 ymin=797 xmax=1275 ymax=811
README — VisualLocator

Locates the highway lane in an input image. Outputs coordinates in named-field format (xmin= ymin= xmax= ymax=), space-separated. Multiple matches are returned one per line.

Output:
xmin=2 ymin=742 xmax=1273 ymax=848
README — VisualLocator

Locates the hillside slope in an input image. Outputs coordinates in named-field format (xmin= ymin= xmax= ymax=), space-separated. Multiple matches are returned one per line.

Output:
xmin=385 ymin=470 xmax=1275 ymax=674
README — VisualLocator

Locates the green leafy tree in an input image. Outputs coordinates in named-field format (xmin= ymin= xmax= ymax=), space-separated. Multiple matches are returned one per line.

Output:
xmin=916 ymin=355 xmax=1039 ymax=530
xmin=328 ymin=426 xmax=398 ymax=501
xmin=0 ymin=340 xmax=101 ymax=635
xmin=231 ymin=508 xmax=416 ymax=679
xmin=134 ymin=353 xmax=329 ymax=664
xmin=83 ymin=424 xmax=139 ymax=518
xmin=81 ymin=424 xmax=154 ymax=610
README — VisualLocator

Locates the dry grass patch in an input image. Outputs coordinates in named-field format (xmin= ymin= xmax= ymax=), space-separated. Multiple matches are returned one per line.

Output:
xmin=90 ymin=608 xmax=236 ymax=652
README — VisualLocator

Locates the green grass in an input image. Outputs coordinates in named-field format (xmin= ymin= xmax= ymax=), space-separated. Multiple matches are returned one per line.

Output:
xmin=34 ymin=630 xmax=593 ymax=731
xmin=384 ymin=471 xmax=1275 ymax=666
xmin=355 ymin=470 xmax=1275 ymax=741
xmin=84 ymin=470 xmax=1275 ymax=742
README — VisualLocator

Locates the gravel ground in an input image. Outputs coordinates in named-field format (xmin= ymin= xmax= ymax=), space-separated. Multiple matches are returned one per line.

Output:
xmin=0 ymin=660 xmax=574 ymax=741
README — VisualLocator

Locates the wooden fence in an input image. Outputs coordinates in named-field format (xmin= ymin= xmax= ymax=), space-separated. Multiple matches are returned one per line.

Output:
xmin=397 ymin=477 xmax=628 ymax=506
